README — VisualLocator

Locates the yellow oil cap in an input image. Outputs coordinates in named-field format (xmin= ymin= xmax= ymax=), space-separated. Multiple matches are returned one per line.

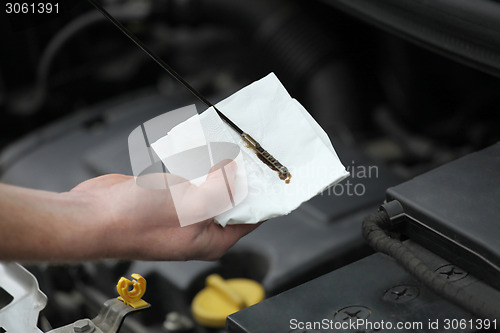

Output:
xmin=191 ymin=274 xmax=265 ymax=328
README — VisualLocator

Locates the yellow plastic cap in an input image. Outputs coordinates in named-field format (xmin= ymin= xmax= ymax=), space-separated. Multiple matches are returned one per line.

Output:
xmin=116 ymin=273 xmax=149 ymax=309
xmin=191 ymin=274 xmax=265 ymax=328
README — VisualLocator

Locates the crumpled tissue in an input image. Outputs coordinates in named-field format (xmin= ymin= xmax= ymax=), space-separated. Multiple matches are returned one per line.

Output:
xmin=152 ymin=73 xmax=349 ymax=226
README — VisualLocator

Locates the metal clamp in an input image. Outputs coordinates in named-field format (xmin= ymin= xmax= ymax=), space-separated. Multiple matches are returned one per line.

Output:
xmin=48 ymin=298 xmax=150 ymax=333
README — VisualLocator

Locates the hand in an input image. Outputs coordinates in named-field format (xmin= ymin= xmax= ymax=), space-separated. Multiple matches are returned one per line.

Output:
xmin=70 ymin=160 xmax=260 ymax=261
xmin=0 ymin=160 xmax=260 ymax=262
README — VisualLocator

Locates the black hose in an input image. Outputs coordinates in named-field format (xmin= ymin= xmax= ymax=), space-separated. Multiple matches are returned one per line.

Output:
xmin=16 ymin=0 xmax=359 ymax=144
xmin=362 ymin=210 xmax=500 ymax=321
xmin=9 ymin=6 xmax=149 ymax=115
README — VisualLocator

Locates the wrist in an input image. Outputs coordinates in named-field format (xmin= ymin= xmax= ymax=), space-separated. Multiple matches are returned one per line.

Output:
xmin=56 ymin=190 xmax=113 ymax=261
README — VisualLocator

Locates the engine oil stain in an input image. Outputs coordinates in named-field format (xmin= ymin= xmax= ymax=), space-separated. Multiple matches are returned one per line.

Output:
xmin=243 ymin=140 xmax=291 ymax=184
xmin=256 ymin=152 xmax=292 ymax=184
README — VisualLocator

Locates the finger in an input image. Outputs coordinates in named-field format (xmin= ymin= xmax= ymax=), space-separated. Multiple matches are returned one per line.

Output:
xmin=223 ymin=221 xmax=263 ymax=239
xmin=195 ymin=221 xmax=263 ymax=260
xmin=173 ymin=160 xmax=237 ymax=227
xmin=202 ymin=159 xmax=237 ymax=208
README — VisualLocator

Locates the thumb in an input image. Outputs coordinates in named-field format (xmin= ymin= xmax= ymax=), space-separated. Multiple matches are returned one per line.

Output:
xmin=169 ymin=160 xmax=239 ymax=227
xmin=200 ymin=159 xmax=238 ymax=197
xmin=194 ymin=159 xmax=238 ymax=216
xmin=208 ymin=158 xmax=237 ymax=183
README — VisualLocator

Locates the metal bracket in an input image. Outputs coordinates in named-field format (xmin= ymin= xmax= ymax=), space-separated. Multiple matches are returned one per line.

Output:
xmin=0 ymin=263 xmax=149 ymax=333
xmin=48 ymin=299 xmax=150 ymax=333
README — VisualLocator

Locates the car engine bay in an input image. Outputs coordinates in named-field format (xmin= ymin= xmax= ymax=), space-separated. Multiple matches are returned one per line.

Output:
xmin=1 ymin=0 xmax=499 ymax=332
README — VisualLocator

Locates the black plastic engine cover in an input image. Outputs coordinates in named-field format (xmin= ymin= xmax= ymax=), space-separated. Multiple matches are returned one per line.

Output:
xmin=227 ymin=240 xmax=500 ymax=332
xmin=320 ymin=0 xmax=500 ymax=78
xmin=227 ymin=144 xmax=500 ymax=332
xmin=387 ymin=143 xmax=500 ymax=290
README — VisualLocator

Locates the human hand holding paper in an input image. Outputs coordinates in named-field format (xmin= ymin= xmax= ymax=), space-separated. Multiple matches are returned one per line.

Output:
xmin=152 ymin=73 xmax=349 ymax=226
xmin=0 ymin=73 xmax=348 ymax=264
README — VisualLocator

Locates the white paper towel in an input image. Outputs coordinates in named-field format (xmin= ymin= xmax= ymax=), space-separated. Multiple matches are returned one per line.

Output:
xmin=152 ymin=73 xmax=349 ymax=226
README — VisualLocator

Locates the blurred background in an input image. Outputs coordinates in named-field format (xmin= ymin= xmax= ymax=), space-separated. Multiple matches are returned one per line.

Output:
xmin=0 ymin=0 xmax=499 ymax=332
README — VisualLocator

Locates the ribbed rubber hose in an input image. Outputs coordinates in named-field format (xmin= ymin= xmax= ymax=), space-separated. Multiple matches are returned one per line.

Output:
xmin=362 ymin=211 xmax=500 ymax=321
